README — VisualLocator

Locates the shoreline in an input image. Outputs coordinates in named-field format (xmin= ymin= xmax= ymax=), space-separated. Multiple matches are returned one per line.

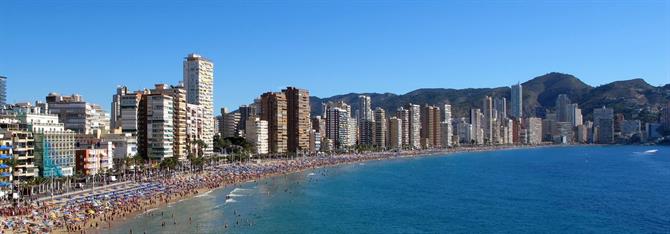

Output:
xmin=76 ymin=144 xmax=558 ymax=234
xmin=0 ymin=144 xmax=559 ymax=233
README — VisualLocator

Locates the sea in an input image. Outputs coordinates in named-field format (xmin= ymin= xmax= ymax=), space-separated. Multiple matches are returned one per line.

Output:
xmin=105 ymin=146 xmax=670 ymax=233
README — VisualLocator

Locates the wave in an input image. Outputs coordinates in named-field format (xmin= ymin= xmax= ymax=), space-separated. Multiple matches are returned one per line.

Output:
xmin=225 ymin=198 xmax=237 ymax=203
xmin=231 ymin=188 xmax=251 ymax=194
xmin=227 ymin=193 xmax=244 ymax=197
xmin=194 ymin=190 xmax=213 ymax=198
xmin=307 ymin=173 xmax=316 ymax=176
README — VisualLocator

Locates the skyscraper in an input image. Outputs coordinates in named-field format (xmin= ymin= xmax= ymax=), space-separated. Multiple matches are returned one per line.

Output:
xmin=373 ymin=107 xmax=386 ymax=148
xmin=511 ymin=83 xmax=523 ymax=119
xmin=183 ymin=53 xmax=214 ymax=156
xmin=395 ymin=107 xmax=410 ymax=147
xmin=555 ymin=94 xmax=571 ymax=122
xmin=568 ymin=103 xmax=583 ymax=127
xmin=494 ymin=97 xmax=507 ymax=120
xmin=358 ymin=95 xmax=374 ymax=146
xmin=405 ymin=104 xmax=421 ymax=149
xmin=420 ymin=105 xmax=441 ymax=148
xmin=389 ymin=117 xmax=402 ymax=149
xmin=283 ymin=87 xmax=311 ymax=153
xmin=482 ymin=96 xmax=493 ymax=144
xmin=152 ymin=84 xmax=188 ymax=160
xmin=138 ymin=94 xmax=174 ymax=160
xmin=593 ymin=106 xmax=614 ymax=144
xmin=0 ymin=76 xmax=6 ymax=106
xmin=260 ymin=92 xmax=288 ymax=154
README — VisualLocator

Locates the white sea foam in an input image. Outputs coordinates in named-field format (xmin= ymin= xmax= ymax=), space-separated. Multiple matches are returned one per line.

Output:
xmin=225 ymin=198 xmax=237 ymax=203
xmin=194 ymin=190 xmax=214 ymax=198
xmin=307 ymin=172 xmax=316 ymax=176
xmin=227 ymin=193 xmax=244 ymax=197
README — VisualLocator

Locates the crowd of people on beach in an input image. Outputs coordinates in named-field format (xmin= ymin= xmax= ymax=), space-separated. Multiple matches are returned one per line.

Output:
xmin=0 ymin=145 xmax=535 ymax=233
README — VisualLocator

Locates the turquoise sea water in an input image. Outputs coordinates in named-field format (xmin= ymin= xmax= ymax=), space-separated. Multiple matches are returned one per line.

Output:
xmin=106 ymin=146 xmax=670 ymax=233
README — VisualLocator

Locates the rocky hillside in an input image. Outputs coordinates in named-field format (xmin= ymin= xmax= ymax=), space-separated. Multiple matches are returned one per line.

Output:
xmin=309 ymin=72 xmax=670 ymax=120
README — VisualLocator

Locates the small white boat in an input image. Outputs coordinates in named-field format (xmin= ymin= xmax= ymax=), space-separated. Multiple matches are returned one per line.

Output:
xmin=643 ymin=149 xmax=658 ymax=155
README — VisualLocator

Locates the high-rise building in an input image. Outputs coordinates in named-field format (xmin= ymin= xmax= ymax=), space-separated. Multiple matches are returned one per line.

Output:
xmin=373 ymin=107 xmax=387 ymax=148
xmin=222 ymin=112 xmax=241 ymax=138
xmin=405 ymin=104 xmax=421 ymax=149
xmin=110 ymin=86 xmax=129 ymax=130
xmin=593 ymin=106 xmax=614 ymax=144
xmin=568 ymin=103 xmax=583 ymax=127
xmin=260 ymin=92 xmax=288 ymax=154
xmin=245 ymin=117 xmax=269 ymax=155
xmin=494 ymin=97 xmax=507 ymax=120
xmin=661 ymin=102 xmax=670 ymax=128
xmin=0 ymin=76 xmax=6 ymax=106
xmin=524 ymin=117 xmax=543 ymax=145
xmin=395 ymin=107 xmax=410 ymax=147
xmin=576 ymin=124 xmax=588 ymax=143
xmin=186 ymin=103 xmax=207 ymax=155
xmin=46 ymin=93 xmax=110 ymax=134
xmin=118 ymin=90 xmax=143 ymax=134
xmin=183 ymin=53 xmax=214 ymax=156
xmin=555 ymin=94 xmax=571 ymax=122
xmin=511 ymin=83 xmax=523 ymax=119
xmin=138 ymin=94 xmax=174 ymax=160
xmin=470 ymin=109 xmax=483 ymax=145
xmin=388 ymin=117 xmax=402 ymax=149
xmin=358 ymin=95 xmax=374 ymax=146
xmin=442 ymin=104 xmax=453 ymax=147
xmin=283 ymin=87 xmax=311 ymax=153
xmin=482 ymin=96 xmax=493 ymax=144
xmin=325 ymin=106 xmax=350 ymax=149
xmin=151 ymin=84 xmax=188 ymax=160
xmin=420 ymin=105 xmax=441 ymax=148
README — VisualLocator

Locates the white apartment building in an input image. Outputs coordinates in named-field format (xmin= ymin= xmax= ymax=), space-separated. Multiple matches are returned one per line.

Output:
xmin=245 ymin=117 xmax=269 ymax=155
xmin=183 ymin=53 xmax=214 ymax=156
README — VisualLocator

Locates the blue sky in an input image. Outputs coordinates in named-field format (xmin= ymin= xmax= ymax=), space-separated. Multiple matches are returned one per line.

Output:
xmin=1 ymin=0 xmax=668 ymax=112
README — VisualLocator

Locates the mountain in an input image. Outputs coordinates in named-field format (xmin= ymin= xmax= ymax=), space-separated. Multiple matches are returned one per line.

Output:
xmin=309 ymin=72 xmax=670 ymax=120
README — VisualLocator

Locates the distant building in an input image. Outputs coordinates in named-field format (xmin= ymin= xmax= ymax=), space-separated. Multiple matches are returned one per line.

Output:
xmin=388 ymin=117 xmax=402 ymax=149
xmin=405 ymin=104 xmax=421 ymax=149
xmin=420 ymin=105 xmax=441 ymax=148
xmin=395 ymin=107 xmax=410 ymax=147
xmin=568 ymin=103 xmax=583 ymax=127
xmin=555 ymin=94 xmax=571 ymax=122
xmin=0 ymin=76 xmax=6 ymax=106
xmin=358 ymin=95 xmax=374 ymax=146
xmin=482 ymin=96 xmax=493 ymax=144
xmin=510 ymin=83 xmax=523 ymax=119
xmin=662 ymin=102 xmax=670 ymax=128
xmin=494 ymin=97 xmax=507 ymax=120
xmin=325 ymin=106 xmax=350 ymax=149
xmin=593 ymin=106 xmax=614 ymax=144
xmin=373 ymin=108 xmax=387 ymax=148
xmin=525 ymin=117 xmax=543 ymax=145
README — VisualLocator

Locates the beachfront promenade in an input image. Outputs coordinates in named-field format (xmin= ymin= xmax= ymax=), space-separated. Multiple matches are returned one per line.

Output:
xmin=0 ymin=144 xmax=548 ymax=233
